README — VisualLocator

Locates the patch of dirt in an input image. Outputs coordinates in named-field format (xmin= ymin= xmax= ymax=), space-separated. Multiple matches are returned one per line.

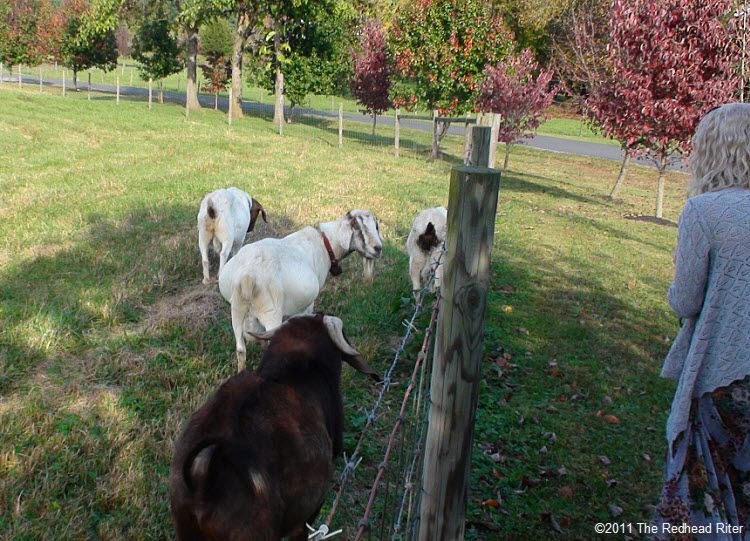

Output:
xmin=623 ymin=213 xmax=677 ymax=227
xmin=141 ymin=283 xmax=225 ymax=331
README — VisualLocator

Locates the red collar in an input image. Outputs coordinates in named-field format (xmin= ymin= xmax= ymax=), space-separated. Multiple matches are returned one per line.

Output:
xmin=319 ymin=231 xmax=343 ymax=276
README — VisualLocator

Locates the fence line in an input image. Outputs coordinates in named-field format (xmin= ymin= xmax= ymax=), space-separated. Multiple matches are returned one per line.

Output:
xmin=352 ymin=292 xmax=441 ymax=541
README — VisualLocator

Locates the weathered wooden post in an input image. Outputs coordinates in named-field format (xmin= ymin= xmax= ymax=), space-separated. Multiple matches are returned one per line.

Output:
xmin=39 ymin=67 xmax=43 ymax=92
xmin=129 ymin=68 xmax=133 ymax=86
xmin=464 ymin=126 xmax=492 ymax=167
xmin=18 ymin=65 xmax=22 ymax=88
xmin=338 ymin=103 xmax=343 ymax=147
xmin=431 ymin=109 xmax=440 ymax=159
xmin=148 ymin=78 xmax=153 ymax=109
xmin=116 ymin=76 xmax=120 ymax=103
xmin=417 ymin=160 xmax=501 ymax=541
xmin=62 ymin=69 xmax=66 ymax=96
xmin=489 ymin=113 xmax=501 ymax=169
xmin=394 ymin=108 xmax=401 ymax=158
xmin=228 ymin=88 xmax=233 ymax=125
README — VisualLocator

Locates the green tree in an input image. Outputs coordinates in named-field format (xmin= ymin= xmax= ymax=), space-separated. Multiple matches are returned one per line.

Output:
xmin=0 ymin=0 xmax=45 ymax=68
xmin=61 ymin=14 xmax=118 ymax=87
xmin=132 ymin=13 xmax=183 ymax=102
xmin=390 ymin=0 xmax=513 ymax=115
xmin=199 ymin=17 xmax=232 ymax=106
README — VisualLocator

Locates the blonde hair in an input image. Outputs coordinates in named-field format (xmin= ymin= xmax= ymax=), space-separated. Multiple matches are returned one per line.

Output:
xmin=689 ymin=103 xmax=750 ymax=196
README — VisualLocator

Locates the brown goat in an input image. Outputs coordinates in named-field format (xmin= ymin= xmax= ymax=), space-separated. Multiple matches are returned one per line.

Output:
xmin=169 ymin=314 xmax=379 ymax=541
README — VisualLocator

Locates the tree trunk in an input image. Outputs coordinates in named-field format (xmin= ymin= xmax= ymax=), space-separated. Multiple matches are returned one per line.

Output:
xmin=372 ymin=113 xmax=377 ymax=136
xmin=159 ymin=80 xmax=164 ymax=104
xmin=274 ymin=68 xmax=284 ymax=126
xmin=73 ymin=69 xmax=77 ymax=89
xmin=503 ymin=143 xmax=511 ymax=171
xmin=230 ymin=10 xmax=252 ymax=119
xmin=655 ymin=154 xmax=667 ymax=218
xmin=273 ymin=28 xmax=284 ymax=126
xmin=609 ymin=149 xmax=632 ymax=199
xmin=215 ymin=91 xmax=218 ymax=110
xmin=185 ymin=23 xmax=201 ymax=111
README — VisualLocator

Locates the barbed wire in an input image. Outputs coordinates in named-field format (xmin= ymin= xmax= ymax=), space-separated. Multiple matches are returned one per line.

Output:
xmin=352 ymin=293 xmax=441 ymax=541
xmin=308 ymin=250 xmax=444 ymax=540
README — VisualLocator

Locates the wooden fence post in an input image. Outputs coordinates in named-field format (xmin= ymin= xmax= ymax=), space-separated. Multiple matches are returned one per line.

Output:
xmin=489 ymin=113 xmax=501 ymax=169
xmin=148 ymin=78 xmax=153 ymax=109
xmin=464 ymin=126 xmax=492 ymax=167
xmin=18 ymin=65 xmax=22 ymax=89
xmin=116 ymin=75 xmax=120 ymax=103
xmin=88 ymin=72 xmax=91 ymax=100
xmin=39 ymin=66 xmax=42 ymax=92
xmin=431 ymin=109 xmax=440 ymax=159
xmin=129 ymin=68 xmax=133 ymax=86
xmin=394 ymin=108 xmax=400 ymax=158
xmin=228 ymin=88 xmax=233 ymax=125
xmin=417 ymin=164 xmax=501 ymax=541
xmin=338 ymin=103 xmax=343 ymax=147
xmin=62 ymin=69 xmax=66 ymax=97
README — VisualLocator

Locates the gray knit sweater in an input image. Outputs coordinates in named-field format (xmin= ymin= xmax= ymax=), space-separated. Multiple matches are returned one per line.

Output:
xmin=662 ymin=187 xmax=750 ymax=448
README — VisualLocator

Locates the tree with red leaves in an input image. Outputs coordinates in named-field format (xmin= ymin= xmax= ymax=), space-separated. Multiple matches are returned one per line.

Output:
xmin=604 ymin=0 xmax=740 ymax=217
xmin=351 ymin=19 xmax=392 ymax=136
xmin=477 ymin=49 xmax=556 ymax=171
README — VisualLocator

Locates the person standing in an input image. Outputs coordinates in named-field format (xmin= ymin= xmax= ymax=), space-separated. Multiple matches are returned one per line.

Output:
xmin=655 ymin=103 xmax=750 ymax=539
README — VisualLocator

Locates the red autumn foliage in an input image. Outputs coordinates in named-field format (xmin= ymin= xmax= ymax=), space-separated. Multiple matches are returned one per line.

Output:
xmin=350 ymin=19 xmax=392 ymax=119
xmin=476 ymin=49 xmax=557 ymax=146
xmin=593 ymin=0 xmax=740 ymax=160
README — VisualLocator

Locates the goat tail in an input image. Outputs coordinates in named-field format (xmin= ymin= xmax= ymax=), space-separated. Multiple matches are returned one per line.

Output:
xmin=206 ymin=198 xmax=217 ymax=220
xmin=238 ymin=272 xmax=256 ymax=301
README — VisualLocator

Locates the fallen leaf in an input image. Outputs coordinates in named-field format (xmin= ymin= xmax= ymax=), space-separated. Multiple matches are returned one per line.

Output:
xmin=560 ymin=516 xmax=572 ymax=527
xmin=481 ymin=498 xmax=500 ymax=509
xmin=598 ymin=455 xmax=612 ymax=466
xmin=606 ymin=478 xmax=619 ymax=488
xmin=556 ymin=394 xmax=567 ymax=402
xmin=608 ymin=503 xmax=624 ymax=517
xmin=595 ymin=410 xmax=604 ymax=417
xmin=547 ymin=368 xmax=562 ymax=378
xmin=517 ymin=416 xmax=525 ymax=426
xmin=516 ymin=327 xmax=529 ymax=335
xmin=499 ymin=284 xmax=515 ymax=294
xmin=492 ymin=468 xmax=505 ymax=479
xmin=541 ymin=512 xmax=564 ymax=534
xmin=490 ymin=453 xmax=502 ymax=463
xmin=539 ymin=445 xmax=548 ymax=454
xmin=558 ymin=486 xmax=574 ymax=498
xmin=602 ymin=395 xmax=613 ymax=405
xmin=557 ymin=466 xmax=567 ymax=476
xmin=501 ymin=305 xmax=513 ymax=313
xmin=642 ymin=453 xmax=652 ymax=462
xmin=603 ymin=415 xmax=621 ymax=425
xmin=545 ymin=405 xmax=558 ymax=413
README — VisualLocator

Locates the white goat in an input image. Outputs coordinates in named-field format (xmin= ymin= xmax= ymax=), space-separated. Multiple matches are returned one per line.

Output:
xmin=218 ymin=209 xmax=383 ymax=371
xmin=197 ymin=187 xmax=267 ymax=284
xmin=405 ymin=207 xmax=447 ymax=298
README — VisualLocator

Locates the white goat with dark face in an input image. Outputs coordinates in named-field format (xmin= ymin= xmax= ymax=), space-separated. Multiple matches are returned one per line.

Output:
xmin=405 ymin=207 xmax=447 ymax=299
xmin=218 ymin=209 xmax=383 ymax=371
xmin=197 ymin=187 xmax=267 ymax=284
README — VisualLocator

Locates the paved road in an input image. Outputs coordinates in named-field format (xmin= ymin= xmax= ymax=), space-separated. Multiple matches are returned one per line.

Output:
xmin=4 ymin=73 xmax=686 ymax=171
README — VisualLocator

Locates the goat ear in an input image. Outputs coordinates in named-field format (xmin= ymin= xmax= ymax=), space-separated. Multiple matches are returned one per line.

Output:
xmin=424 ymin=222 xmax=436 ymax=236
xmin=186 ymin=443 xmax=217 ymax=491
xmin=248 ymin=199 xmax=266 ymax=232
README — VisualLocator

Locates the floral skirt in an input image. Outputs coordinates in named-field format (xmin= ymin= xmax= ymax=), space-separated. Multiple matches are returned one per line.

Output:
xmin=654 ymin=377 xmax=750 ymax=540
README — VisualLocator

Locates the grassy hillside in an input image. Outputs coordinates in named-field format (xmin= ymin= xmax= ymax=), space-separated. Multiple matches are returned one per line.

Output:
xmin=0 ymin=87 xmax=687 ymax=539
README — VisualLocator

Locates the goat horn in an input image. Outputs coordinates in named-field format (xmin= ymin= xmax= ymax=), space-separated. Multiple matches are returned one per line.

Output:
xmin=323 ymin=315 xmax=360 ymax=357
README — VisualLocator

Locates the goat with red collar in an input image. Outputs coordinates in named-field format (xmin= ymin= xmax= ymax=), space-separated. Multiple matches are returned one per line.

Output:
xmin=218 ymin=209 xmax=383 ymax=372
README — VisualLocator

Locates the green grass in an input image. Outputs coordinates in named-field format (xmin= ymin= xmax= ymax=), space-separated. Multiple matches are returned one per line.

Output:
xmin=0 ymin=85 xmax=687 ymax=539
xmin=537 ymin=116 xmax=618 ymax=146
